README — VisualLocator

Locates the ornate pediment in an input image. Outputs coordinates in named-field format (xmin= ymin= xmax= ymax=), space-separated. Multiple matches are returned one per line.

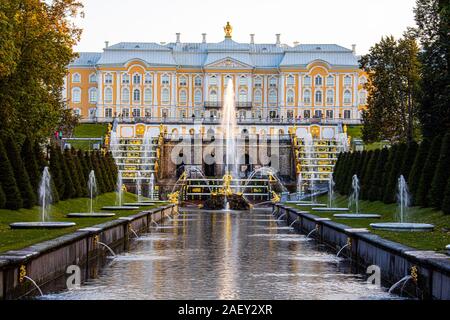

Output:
xmin=205 ymin=57 xmax=253 ymax=69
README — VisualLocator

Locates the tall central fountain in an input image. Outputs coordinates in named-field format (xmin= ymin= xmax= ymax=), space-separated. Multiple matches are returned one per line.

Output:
xmin=222 ymin=79 xmax=238 ymax=178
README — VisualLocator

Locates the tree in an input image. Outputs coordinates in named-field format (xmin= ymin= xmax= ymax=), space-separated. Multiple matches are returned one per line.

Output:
xmin=360 ymin=35 xmax=421 ymax=144
xmin=21 ymin=136 xmax=40 ymax=197
xmin=416 ymin=135 xmax=442 ymax=207
xmin=384 ymin=143 xmax=407 ymax=204
xmin=72 ymin=149 xmax=87 ymax=197
xmin=64 ymin=149 xmax=82 ymax=198
xmin=361 ymin=150 xmax=379 ymax=200
xmin=0 ymin=140 xmax=22 ymax=209
xmin=408 ymin=139 xmax=431 ymax=204
xmin=49 ymin=145 xmax=64 ymax=201
xmin=4 ymin=136 xmax=36 ymax=208
xmin=429 ymin=133 xmax=450 ymax=208
xmin=415 ymin=0 xmax=450 ymax=138
xmin=0 ymin=183 xmax=5 ymax=209
xmin=368 ymin=148 xmax=389 ymax=201
xmin=0 ymin=0 xmax=83 ymax=141
xmin=60 ymin=149 xmax=75 ymax=199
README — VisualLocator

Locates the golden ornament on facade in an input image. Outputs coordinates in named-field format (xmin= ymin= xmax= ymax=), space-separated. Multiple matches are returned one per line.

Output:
xmin=136 ymin=124 xmax=146 ymax=136
xmin=224 ymin=21 xmax=233 ymax=38
xmin=19 ymin=265 xmax=27 ymax=283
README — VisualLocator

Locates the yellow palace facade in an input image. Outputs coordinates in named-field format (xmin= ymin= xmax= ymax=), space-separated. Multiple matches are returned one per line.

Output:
xmin=64 ymin=24 xmax=367 ymax=128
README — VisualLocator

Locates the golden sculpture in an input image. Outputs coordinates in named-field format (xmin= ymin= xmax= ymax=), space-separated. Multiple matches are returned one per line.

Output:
xmin=223 ymin=173 xmax=233 ymax=196
xmin=343 ymin=124 xmax=348 ymax=134
xmin=224 ymin=21 xmax=233 ymax=38
xmin=271 ymin=191 xmax=281 ymax=204
xmin=168 ymin=191 xmax=180 ymax=204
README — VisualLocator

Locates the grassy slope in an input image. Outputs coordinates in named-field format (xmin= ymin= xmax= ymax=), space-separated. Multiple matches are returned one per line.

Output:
xmin=69 ymin=124 xmax=108 ymax=150
xmin=347 ymin=125 xmax=387 ymax=151
xmin=0 ymin=192 xmax=166 ymax=253
xmin=287 ymin=195 xmax=450 ymax=252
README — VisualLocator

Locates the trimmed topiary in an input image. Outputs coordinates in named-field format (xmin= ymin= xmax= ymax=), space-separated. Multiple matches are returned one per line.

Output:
xmin=0 ymin=183 xmax=6 ymax=209
xmin=0 ymin=140 xmax=23 ymax=209
xmin=380 ymin=145 xmax=398 ymax=202
xmin=21 ymin=136 xmax=41 ymax=197
xmin=400 ymin=141 xmax=418 ymax=179
xmin=384 ymin=143 xmax=407 ymax=204
xmin=429 ymin=133 xmax=450 ymax=209
xmin=442 ymin=177 xmax=450 ymax=215
xmin=49 ymin=145 xmax=64 ymax=202
xmin=64 ymin=149 xmax=82 ymax=198
xmin=408 ymin=139 xmax=431 ymax=205
xmin=91 ymin=151 xmax=106 ymax=194
xmin=72 ymin=149 xmax=87 ymax=197
xmin=361 ymin=150 xmax=378 ymax=200
xmin=5 ymin=136 xmax=36 ymax=208
xmin=60 ymin=149 xmax=75 ymax=200
xmin=368 ymin=147 xmax=389 ymax=202
xmin=344 ymin=152 xmax=361 ymax=195
xmin=416 ymin=135 xmax=443 ymax=207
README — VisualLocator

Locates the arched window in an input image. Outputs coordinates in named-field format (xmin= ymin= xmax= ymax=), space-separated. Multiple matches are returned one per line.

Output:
xmin=303 ymin=89 xmax=311 ymax=104
xmin=304 ymin=75 xmax=312 ymax=86
xmin=133 ymin=74 xmax=141 ymax=85
xmin=239 ymin=76 xmax=247 ymax=86
xmin=210 ymin=75 xmax=217 ymax=85
xmin=315 ymin=90 xmax=323 ymax=104
xmin=344 ymin=90 xmax=352 ymax=104
xmin=326 ymin=75 xmax=334 ymax=86
xmin=104 ymin=87 xmax=113 ymax=103
xmin=326 ymin=110 xmax=334 ymax=119
xmin=238 ymin=89 xmax=247 ymax=102
xmin=72 ymin=73 xmax=81 ymax=83
xmin=359 ymin=90 xmax=367 ymax=105
xmin=144 ymin=88 xmax=152 ymax=104
xmin=133 ymin=89 xmax=141 ymax=102
xmin=162 ymin=88 xmax=170 ymax=104
xmin=122 ymin=73 xmax=130 ymax=84
xmin=254 ymin=77 xmax=262 ymax=87
xmin=344 ymin=110 xmax=351 ymax=119
xmin=269 ymin=89 xmax=277 ymax=104
xmin=359 ymin=76 xmax=367 ymax=85
xmin=179 ymin=89 xmax=187 ymax=104
xmin=104 ymin=73 xmax=113 ymax=84
xmin=179 ymin=76 xmax=187 ymax=86
xmin=254 ymin=90 xmax=262 ymax=103
xmin=132 ymin=108 xmax=141 ymax=117
xmin=315 ymin=75 xmax=323 ymax=86
xmin=344 ymin=75 xmax=352 ymax=86
xmin=89 ymin=88 xmax=97 ymax=103
xmin=121 ymin=88 xmax=130 ymax=103
xmin=210 ymin=90 xmax=218 ymax=102
xmin=194 ymin=76 xmax=202 ymax=86
xmin=287 ymin=75 xmax=295 ymax=86
xmin=88 ymin=108 xmax=96 ymax=119
xmin=161 ymin=74 xmax=170 ymax=85
xmin=72 ymin=88 xmax=81 ymax=103
xmin=326 ymin=89 xmax=334 ymax=104
xmin=269 ymin=77 xmax=277 ymax=87
xmin=194 ymin=90 xmax=202 ymax=104
xmin=89 ymin=73 xmax=97 ymax=83
xmin=122 ymin=108 xmax=130 ymax=118
xmin=145 ymin=73 xmax=152 ymax=84
xmin=104 ymin=108 xmax=113 ymax=118
xmin=287 ymin=89 xmax=295 ymax=104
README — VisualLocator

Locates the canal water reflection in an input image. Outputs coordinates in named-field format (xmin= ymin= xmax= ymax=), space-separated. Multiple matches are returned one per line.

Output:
xmin=45 ymin=209 xmax=398 ymax=300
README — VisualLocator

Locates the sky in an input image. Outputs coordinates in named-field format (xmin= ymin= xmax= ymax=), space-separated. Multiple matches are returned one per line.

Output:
xmin=73 ymin=0 xmax=417 ymax=55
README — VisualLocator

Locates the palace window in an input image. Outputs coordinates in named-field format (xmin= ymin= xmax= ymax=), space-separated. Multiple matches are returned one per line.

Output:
xmin=104 ymin=108 xmax=113 ymax=118
xmin=238 ymin=89 xmax=248 ymax=102
xmin=344 ymin=90 xmax=352 ymax=104
xmin=304 ymin=75 xmax=312 ymax=86
xmin=144 ymin=88 xmax=152 ymax=104
xmin=72 ymin=88 xmax=81 ymax=103
xmin=145 ymin=73 xmax=153 ymax=84
xmin=121 ymin=88 xmax=130 ymax=103
xmin=88 ymin=108 xmax=96 ymax=119
xmin=210 ymin=75 xmax=217 ymax=85
xmin=314 ymin=110 xmax=322 ymax=118
xmin=359 ymin=76 xmax=367 ymax=85
xmin=269 ymin=77 xmax=277 ymax=87
xmin=287 ymin=110 xmax=294 ymax=119
xmin=89 ymin=88 xmax=97 ymax=103
xmin=145 ymin=108 xmax=152 ymax=117
xmin=179 ymin=76 xmax=187 ymax=87
xmin=73 ymin=108 xmax=81 ymax=116
xmin=132 ymin=108 xmax=141 ymax=118
xmin=162 ymin=109 xmax=168 ymax=118
xmin=315 ymin=75 xmax=323 ymax=86
xmin=344 ymin=75 xmax=352 ymax=86
xmin=194 ymin=90 xmax=202 ymax=104
xmin=254 ymin=89 xmax=262 ymax=103
xmin=326 ymin=90 xmax=334 ymax=104
xmin=239 ymin=76 xmax=247 ymax=86
xmin=254 ymin=77 xmax=262 ymax=87
xmin=122 ymin=108 xmax=130 ymax=118
xmin=287 ymin=75 xmax=295 ymax=86
xmin=133 ymin=74 xmax=141 ymax=85
xmin=122 ymin=74 xmax=130 ymax=84
xmin=326 ymin=75 xmax=334 ymax=86
xmin=287 ymin=89 xmax=295 ymax=104
xmin=326 ymin=110 xmax=334 ymax=119
xmin=104 ymin=87 xmax=113 ymax=103
xmin=104 ymin=74 xmax=113 ymax=84
xmin=89 ymin=73 xmax=97 ymax=83
xmin=179 ymin=89 xmax=187 ymax=104
xmin=268 ymin=89 xmax=277 ymax=104
xmin=303 ymin=110 xmax=311 ymax=119
xmin=359 ymin=90 xmax=367 ymax=105
xmin=162 ymin=74 xmax=170 ymax=85
xmin=161 ymin=88 xmax=170 ymax=104
xmin=194 ymin=76 xmax=202 ymax=86
xmin=210 ymin=90 xmax=218 ymax=102
xmin=303 ymin=89 xmax=311 ymax=104
xmin=315 ymin=90 xmax=323 ymax=104
xmin=72 ymin=73 xmax=81 ymax=83
xmin=344 ymin=110 xmax=351 ymax=119
xmin=133 ymin=89 xmax=141 ymax=102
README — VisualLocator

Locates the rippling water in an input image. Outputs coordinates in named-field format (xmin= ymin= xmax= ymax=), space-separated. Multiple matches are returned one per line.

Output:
xmin=44 ymin=209 xmax=399 ymax=300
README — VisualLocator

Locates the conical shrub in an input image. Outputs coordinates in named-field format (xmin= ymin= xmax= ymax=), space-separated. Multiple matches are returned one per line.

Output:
xmin=400 ymin=141 xmax=418 ymax=179
xmin=368 ymin=148 xmax=389 ymax=202
xmin=49 ymin=145 xmax=64 ymax=201
xmin=429 ymin=133 xmax=450 ymax=209
xmin=442 ymin=177 xmax=450 ymax=215
xmin=361 ymin=150 xmax=378 ymax=200
xmin=0 ymin=140 xmax=23 ymax=209
xmin=21 ymin=136 xmax=41 ymax=197
xmin=409 ymin=139 xmax=431 ymax=204
xmin=64 ymin=149 xmax=82 ymax=198
xmin=384 ymin=143 xmax=407 ymax=204
xmin=0 ymin=183 xmax=6 ymax=209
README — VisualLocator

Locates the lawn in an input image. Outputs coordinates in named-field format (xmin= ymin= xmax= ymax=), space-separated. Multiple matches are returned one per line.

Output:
xmin=69 ymin=124 xmax=108 ymax=150
xmin=346 ymin=125 xmax=388 ymax=151
xmin=0 ymin=192 xmax=167 ymax=253
xmin=286 ymin=195 xmax=450 ymax=252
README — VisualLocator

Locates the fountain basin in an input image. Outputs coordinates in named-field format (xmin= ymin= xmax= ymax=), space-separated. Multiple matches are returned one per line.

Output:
xmin=312 ymin=207 xmax=349 ymax=212
xmin=284 ymin=201 xmax=313 ymax=204
xmin=10 ymin=222 xmax=76 ymax=229
xmin=140 ymin=200 xmax=166 ymax=203
xmin=334 ymin=214 xmax=381 ymax=219
xmin=446 ymin=245 xmax=450 ymax=255
xmin=370 ymin=223 xmax=434 ymax=232
xmin=123 ymin=203 xmax=155 ymax=207
xmin=67 ymin=213 xmax=116 ymax=218
xmin=296 ymin=203 xmax=327 ymax=207
xmin=102 ymin=206 xmax=140 ymax=210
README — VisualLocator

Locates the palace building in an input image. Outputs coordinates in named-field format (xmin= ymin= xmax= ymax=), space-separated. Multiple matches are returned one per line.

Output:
xmin=64 ymin=23 xmax=367 ymax=125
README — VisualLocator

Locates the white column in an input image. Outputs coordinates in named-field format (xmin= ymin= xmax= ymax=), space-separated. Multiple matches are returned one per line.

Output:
xmin=96 ymin=71 xmax=103 ymax=117
xmin=116 ymin=71 xmax=121 ymax=115
xmin=172 ymin=73 xmax=177 ymax=118
xmin=153 ymin=72 xmax=158 ymax=117
xmin=336 ymin=74 xmax=340 ymax=117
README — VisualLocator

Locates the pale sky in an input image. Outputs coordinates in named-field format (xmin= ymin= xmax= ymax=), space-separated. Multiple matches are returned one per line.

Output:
xmin=74 ymin=0 xmax=417 ymax=55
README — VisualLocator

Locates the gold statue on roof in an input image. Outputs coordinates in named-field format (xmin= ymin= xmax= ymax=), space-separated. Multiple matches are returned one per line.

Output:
xmin=224 ymin=22 xmax=232 ymax=38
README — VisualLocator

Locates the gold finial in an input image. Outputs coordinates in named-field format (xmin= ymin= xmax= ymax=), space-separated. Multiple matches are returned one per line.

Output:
xmin=224 ymin=22 xmax=233 ymax=39
xmin=343 ymin=124 xmax=348 ymax=133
